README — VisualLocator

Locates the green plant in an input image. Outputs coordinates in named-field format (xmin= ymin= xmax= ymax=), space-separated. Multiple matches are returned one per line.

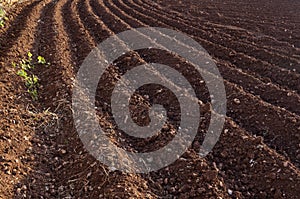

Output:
xmin=13 ymin=52 xmax=50 ymax=100
xmin=0 ymin=7 xmax=8 ymax=28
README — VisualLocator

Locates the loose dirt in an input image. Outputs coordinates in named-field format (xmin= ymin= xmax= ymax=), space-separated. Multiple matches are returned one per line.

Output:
xmin=0 ymin=0 xmax=299 ymax=198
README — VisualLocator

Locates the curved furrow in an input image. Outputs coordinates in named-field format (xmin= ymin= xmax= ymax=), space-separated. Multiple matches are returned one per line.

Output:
xmin=146 ymin=0 xmax=300 ymax=59
xmin=204 ymin=3 xmax=300 ymax=42
xmin=0 ymin=0 xmax=37 ymax=34
xmin=115 ymin=0 xmax=299 ymax=112
xmin=76 ymin=0 xmax=113 ymax=43
xmin=2 ymin=0 xmax=299 ymax=198
xmin=203 ymin=21 xmax=300 ymax=60
xmin=137 ymin=0 xmax=300 ymax=59
xmin=206 ymin=119 xmax=300 ymax=198
xmin=202 ymin=0 xmax=300 ymax=25
xmin=137 ymin=0 xmax=300 ymax=61
xmin=69 ymin=0 xmax=96 ymax=47
xmin=59 ymin=0 xmax=160 ymax=197
xmin=20 ymin=0 xmax=122 ymax=197
xmin=106 ymin=0 xmax=299 ymax=166
xmin=78 ymin=1 xmax=232 ymax=197
xmin=196 ymin=0 xmax=300 ymax=26
xmin=101 ymin=0 xmax=300 ymax=167
xmin=118 ymin=0 xmax=300 ymax=95
xmin=117 ymin=0 xmax=300 ymax=93
xmin=76 ymin=0 xmax=299 ymax=197
xmin=8 ymin=0 xmax=76 ymax=197
xmin=34 ymin=0 xmax=75 ymax=94
xmin=153 ymin=0 xmax=300 ymax=48
xmin=94 ymin=0 xmax=298 ymax=187
xmin=0 ymin=1 xmax=54 ymax=197
xmin=106 ymin=0 xmax=300 ymax=117
xmin=0 ymin=0 xmax=50 ymax=61
xmin=17 ymin=0 xmax=73 ymax=195
xmin=192 ymin=9 xmax=300 ymax=56
xmin=58 ymin=0 xmax=113 ymax=196
xmin=111 ymin=0 xmax=300 ymax=113
xmin=135 ymin=0 xmax=300 ymax=74
xmin=61 ymin=0 xmax=95 ymax=67
xmin=78 ymin=0 xmax=231 ymax=197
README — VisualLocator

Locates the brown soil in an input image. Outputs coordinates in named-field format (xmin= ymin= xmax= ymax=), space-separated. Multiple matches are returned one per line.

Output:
xmin=0 ymin=0 xmax=299 ymax=198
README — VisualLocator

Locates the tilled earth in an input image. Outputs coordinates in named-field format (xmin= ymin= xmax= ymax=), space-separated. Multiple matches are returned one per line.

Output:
xmin=0 ymin=0 xmax=300 ymax=198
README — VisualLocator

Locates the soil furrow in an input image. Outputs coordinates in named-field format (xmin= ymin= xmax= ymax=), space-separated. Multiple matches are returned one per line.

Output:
xmin=76 ymin=0 xmax=112 ymax=43
xmin=78 ymin=0 xmax=232 ymax=197
xmin=0 ymin=0 xmax=38 ymax=34
xmin=152 ymin=0 xmax=300 ymax=48
xmin=107 ymin=0 xmax=300 ymax=117
xmin=62 ymin=0 xmax=95 ymax=66
xmin=119 ymin=0 xmax=300 ymax=95
xmin=207 ymin=119 xmax=300 ymax=198
xmin=79 ymin=1 xmax=295 ymax=197
xmin=2 ymin=0 xmax=300 ymax=198
xmin=96 ymin=2 xmax=297 ymax=187
xmin=0 ymin=0 xmax=47 ymax=61
xmin=103 ymin=0 xmax=300 ymax=167
xmin=48 ymin=0 xmax=159 ymax=197
xmin=0 ymin=0 xmax=55 ymax=197
xmin=56 ymin=0 xmax=131 ymax=197
xmin=135 ymin=0 xmax=300 ymax=74
xmin=12 ymin=0 xmax=77 ymax=197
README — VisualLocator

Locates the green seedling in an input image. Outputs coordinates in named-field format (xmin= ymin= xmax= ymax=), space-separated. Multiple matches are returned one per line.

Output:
xmin=13 ymin=52 xmax=49 ymax=100
xmin=0 ymin=7 xmax=8 ymax=28
xmin=37 ymin=55 xmax=50 ymax=65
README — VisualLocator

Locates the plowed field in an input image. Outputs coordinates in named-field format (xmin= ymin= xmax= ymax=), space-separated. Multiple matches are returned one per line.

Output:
xmin=0 ymin=0 xmax=299 ymax=198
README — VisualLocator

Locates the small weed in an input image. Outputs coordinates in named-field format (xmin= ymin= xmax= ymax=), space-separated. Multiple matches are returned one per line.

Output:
xmin=0 ymin=7 xmax=8 ymax=28
xmin=13 ymin=52 xmax=50 ymax=100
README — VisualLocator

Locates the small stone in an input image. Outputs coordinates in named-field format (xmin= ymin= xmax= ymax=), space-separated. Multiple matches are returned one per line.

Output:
xmin=16 ymin=188 xmax=22 ymax=194
xmin=87 ymin=172 xmax=92 ymax=178
xmin=228 ymin=189 xmax=233 ymax=195
xmin=219 ymin=181 xmax=223 ymax=187
xmin=163 ymin=178 xmax=168 ymax=185
xmin=21 ymin=185 xmax=27 ymax=190
xmin=60 ymin=149 xmax=67 ymax=154
xmin=233 ymin=98 xmax=240 ymax=104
